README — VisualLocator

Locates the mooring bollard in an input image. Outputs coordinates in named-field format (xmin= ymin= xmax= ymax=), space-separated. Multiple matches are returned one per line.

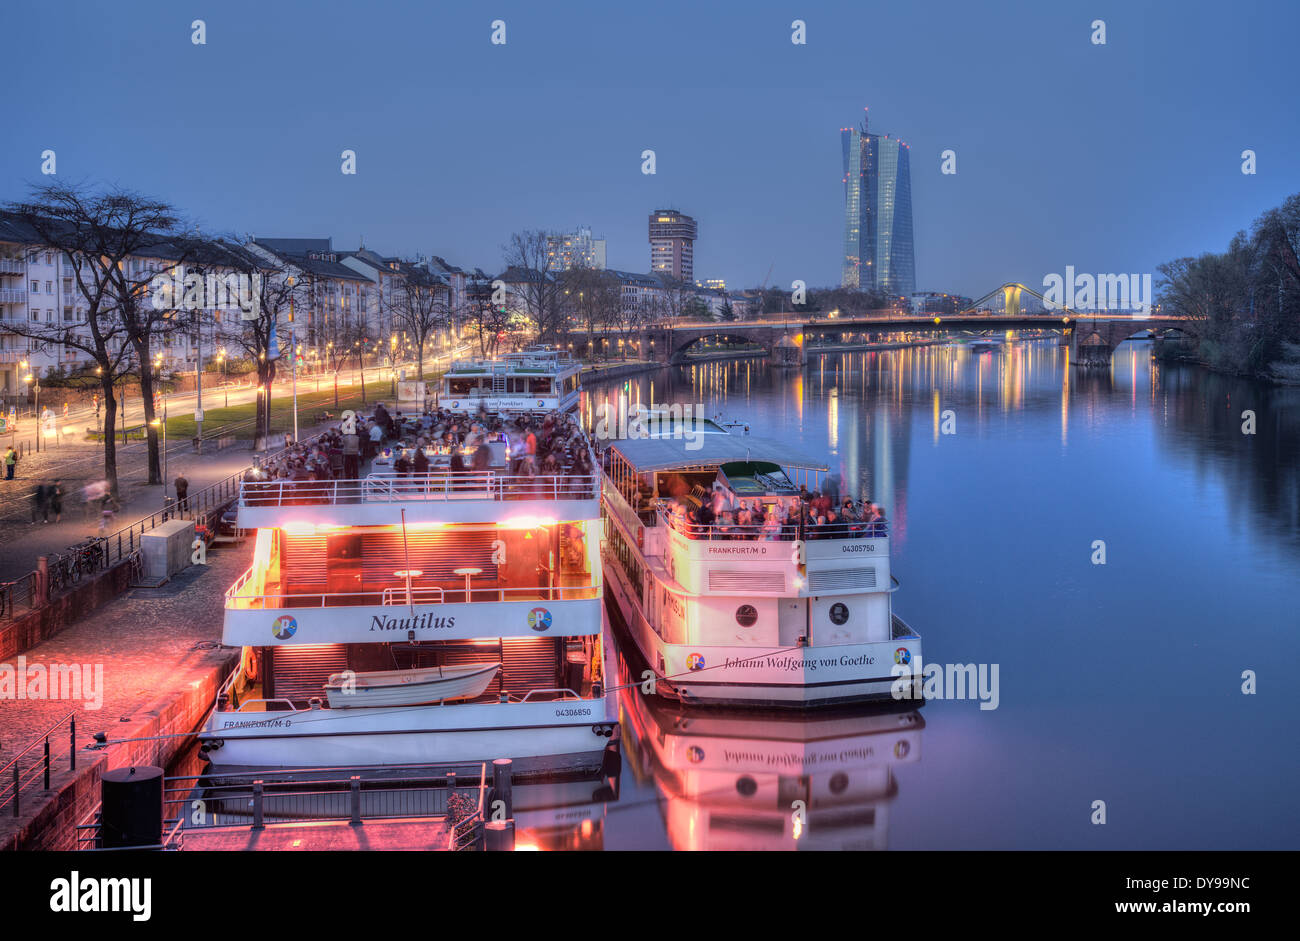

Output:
xmin=252 ymin=779 xmax=265 ymax=830
xmin=99 ymin=765 xmax=164 ymax=849
xmin=492 ymin=758 xmax=513 ymax=820
xmin=485 ymin=819 xmax=515 ymax=852
xmin=349 ymin=775 xmax=362 ymax=826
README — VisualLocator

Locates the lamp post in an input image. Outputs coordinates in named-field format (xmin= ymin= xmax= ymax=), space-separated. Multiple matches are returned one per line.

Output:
xmin=218 ymin=349 xmax=228 ymax=407
xmin=150 ymin=413 xmax=167 ymax=514
xmin=22 ymin=372 xmax=38 ymax=453
xmin=288 ymin=275 xmax=299 ymax=444
xmin=194 ymin=310 xmax=204 ymax=453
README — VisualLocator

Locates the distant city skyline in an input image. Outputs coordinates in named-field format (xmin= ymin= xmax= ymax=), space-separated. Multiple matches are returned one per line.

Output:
xmin=3 ymin=1 xmax=1298 ymax=299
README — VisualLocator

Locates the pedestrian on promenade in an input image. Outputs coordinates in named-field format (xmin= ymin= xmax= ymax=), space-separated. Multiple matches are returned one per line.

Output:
xmin=49 ymin=480 xmax=64 ymax=523
xmin=83 ymin=480 xmax=108 ymax=523
xmin=174 ymin=471 xmax=189 ymax=512
xmin=98 ymin=496 xmax=117 ymax=535
xmin=31 ymin=481 xmax=49 ymax=523
xmin=3 ymin=446 xmax=17 ymax=479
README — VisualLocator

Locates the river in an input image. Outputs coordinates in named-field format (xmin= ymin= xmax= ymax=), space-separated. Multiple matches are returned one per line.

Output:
xmin=561 ymin=338 xmax=1300 ymax=850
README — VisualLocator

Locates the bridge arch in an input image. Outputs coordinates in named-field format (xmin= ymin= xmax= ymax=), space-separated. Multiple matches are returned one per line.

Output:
xmin=665 ymin=327 xmax=787 ymax=365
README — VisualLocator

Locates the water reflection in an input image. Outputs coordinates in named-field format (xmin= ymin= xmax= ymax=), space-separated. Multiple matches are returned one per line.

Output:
xmin=619 ymin=688 xmax=922 ymax=851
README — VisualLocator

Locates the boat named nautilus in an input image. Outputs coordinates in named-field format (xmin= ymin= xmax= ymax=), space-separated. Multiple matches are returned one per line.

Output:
xmin=199 ymin=397 xmax=616 ymax=776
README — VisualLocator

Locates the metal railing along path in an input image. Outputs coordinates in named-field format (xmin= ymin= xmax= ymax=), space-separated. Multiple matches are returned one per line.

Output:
xmin=77 ymin=761 xmax=489 ymax=849
xmin=1 ymin=711 xmax=78 ymax=818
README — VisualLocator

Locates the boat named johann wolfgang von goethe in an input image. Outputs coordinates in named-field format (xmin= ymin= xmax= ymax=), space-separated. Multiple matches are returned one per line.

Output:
xmin=199 ymin=402 xmax=615 ymax=776
xmin=600 ymin=418 xmax=921 ymax=707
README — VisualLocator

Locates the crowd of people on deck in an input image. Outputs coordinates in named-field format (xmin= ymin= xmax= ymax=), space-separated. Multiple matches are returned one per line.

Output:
xmin=664 ymin=483 xmax=888 ymax=541
xmin=242 ymin=400 xmax=595 ymax=497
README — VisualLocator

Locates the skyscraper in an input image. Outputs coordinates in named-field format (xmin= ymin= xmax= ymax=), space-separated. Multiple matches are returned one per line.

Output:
xmin=841 ymin=112 xmax=914 ymax=297
xmin=648 ymin=209 xmax=697 ymax=283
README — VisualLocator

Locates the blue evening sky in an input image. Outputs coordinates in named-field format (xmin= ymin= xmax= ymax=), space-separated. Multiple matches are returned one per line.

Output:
xmin=5 ymin=0 xmax=1297 ymax=299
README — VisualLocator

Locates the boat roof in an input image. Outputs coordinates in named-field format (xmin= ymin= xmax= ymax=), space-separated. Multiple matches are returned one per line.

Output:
xmin=717 ymin=461 xmax=799 ymax=494
xmin=609 ymin=434 xmax=828 ymax=473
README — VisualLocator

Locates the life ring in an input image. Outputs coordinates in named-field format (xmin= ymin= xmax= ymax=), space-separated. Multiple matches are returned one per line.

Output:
xmin=241 ymin=646 xmax=259 ymax=683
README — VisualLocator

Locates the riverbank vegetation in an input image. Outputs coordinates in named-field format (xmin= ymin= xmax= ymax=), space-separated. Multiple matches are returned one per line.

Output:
xmin=1156 ymin=193 xmax=1300 ymax=382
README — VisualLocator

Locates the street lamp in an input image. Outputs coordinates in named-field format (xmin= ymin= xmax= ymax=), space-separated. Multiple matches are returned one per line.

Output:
xmin=150 ymin=415 xmax=168 ymax=514
xmin=23 ymin=372 xmax=39 ymax=452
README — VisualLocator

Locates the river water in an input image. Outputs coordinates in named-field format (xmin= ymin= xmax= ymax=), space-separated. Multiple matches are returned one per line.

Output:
xmin=560 ymin=339 xmax=1300 ymax=850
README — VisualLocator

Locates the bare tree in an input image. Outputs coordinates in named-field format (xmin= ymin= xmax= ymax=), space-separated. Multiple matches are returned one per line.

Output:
xmin=2 ymin=183 xmax=188 ymax=496
xmin=214 ymin=248 xmax=299 ymax=450
xmin=382 ymin=266 xmax=450 ymax=381
xmin=502 ymin=230 xmax=565 ymax=339
xmin=559 ymin=262 xmax=620 ymax=357
xmin=465 ymin=278 xmax=511 ymax=358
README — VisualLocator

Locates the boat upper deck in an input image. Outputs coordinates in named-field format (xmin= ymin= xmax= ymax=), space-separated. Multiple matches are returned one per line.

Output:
xmin=601 ymin=430 xmax=892 ymax=596
xmin=237 ymin=404 xmax=599 ymax=527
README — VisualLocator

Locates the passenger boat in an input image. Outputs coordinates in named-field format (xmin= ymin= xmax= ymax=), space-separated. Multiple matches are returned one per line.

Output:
xmin=439 ymin=346 xmax=581 ymax=415
xmin=599 ymin=415 xmax=921 ymax=707
xmin=199 ymin=400 xmax=617 ymax=777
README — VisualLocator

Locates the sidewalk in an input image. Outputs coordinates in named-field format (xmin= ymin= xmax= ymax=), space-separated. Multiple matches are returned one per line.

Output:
xmin=0 ymin=542 xmax=247 ymax=849
xmin=0 ymin=443 xmax=259 ymax=583
xmin=0 ymin=411 xmax=346 ymax=583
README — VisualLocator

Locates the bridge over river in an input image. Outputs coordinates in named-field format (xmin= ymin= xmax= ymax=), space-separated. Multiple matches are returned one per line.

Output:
xmin=578 ymin=283 xmax=1198 ymax=368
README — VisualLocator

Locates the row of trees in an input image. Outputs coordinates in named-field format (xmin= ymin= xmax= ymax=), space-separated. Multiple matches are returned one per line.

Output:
xmin=1156 ymin=192 xmax=1300 ymax=381
xmin=4 ymin=183 xmax=469 ymax=499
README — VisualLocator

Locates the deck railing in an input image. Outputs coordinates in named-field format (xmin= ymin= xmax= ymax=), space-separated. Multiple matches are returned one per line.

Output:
xmin=657 ymin=505 xmax=889 ymax=541
xmin=225 ymin=565 xmax=600 ymax=609
xmin=238 ymin=470 xmax=600 ymax=507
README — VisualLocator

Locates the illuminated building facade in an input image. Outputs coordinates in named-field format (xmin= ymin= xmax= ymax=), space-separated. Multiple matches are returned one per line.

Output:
xmin=841 ymin=112 xmax=915 ymax=297
xmin=648 ymin=209 xmax=697 ymax=283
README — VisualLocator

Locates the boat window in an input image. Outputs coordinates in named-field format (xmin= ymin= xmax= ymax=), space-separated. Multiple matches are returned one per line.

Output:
xmin=529 ymin=376 xmax=553 ymax=395
xmin=448 ymin=377 xmax=481 ymax=395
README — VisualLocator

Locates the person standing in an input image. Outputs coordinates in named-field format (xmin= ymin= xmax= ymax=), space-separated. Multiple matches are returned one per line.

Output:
xmin=31 ymin=481 xmax=49 ymax=523
xmin=3 ymin=446 xmax=17 ymax=480
xmin=174 ymin=471 xmax=189 ymax=513
xmin=49 ymin=480 xmax=64 ymax=523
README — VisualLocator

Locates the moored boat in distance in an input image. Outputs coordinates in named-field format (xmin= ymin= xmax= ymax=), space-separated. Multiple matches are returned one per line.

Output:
xmin=598 ymin=416 xmax=921 ymax=707
xmin=200 ymin=391 xmax=616 ymax=777
xmin=439 ymin=346 xmax=581 ymax=415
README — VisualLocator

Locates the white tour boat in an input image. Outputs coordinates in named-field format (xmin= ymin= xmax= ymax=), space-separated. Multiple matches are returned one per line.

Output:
xmin=199 ymin=402 xmax=616 ymax=777
xmin=439 ymin=346 xmax=581 ymax=415
xmin=599 ymin=416 xmax=922 ymax=707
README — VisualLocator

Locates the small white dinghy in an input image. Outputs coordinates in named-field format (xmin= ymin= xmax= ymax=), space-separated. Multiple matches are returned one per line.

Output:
xmin=324 ymin=662 xmax=501 ymax=708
